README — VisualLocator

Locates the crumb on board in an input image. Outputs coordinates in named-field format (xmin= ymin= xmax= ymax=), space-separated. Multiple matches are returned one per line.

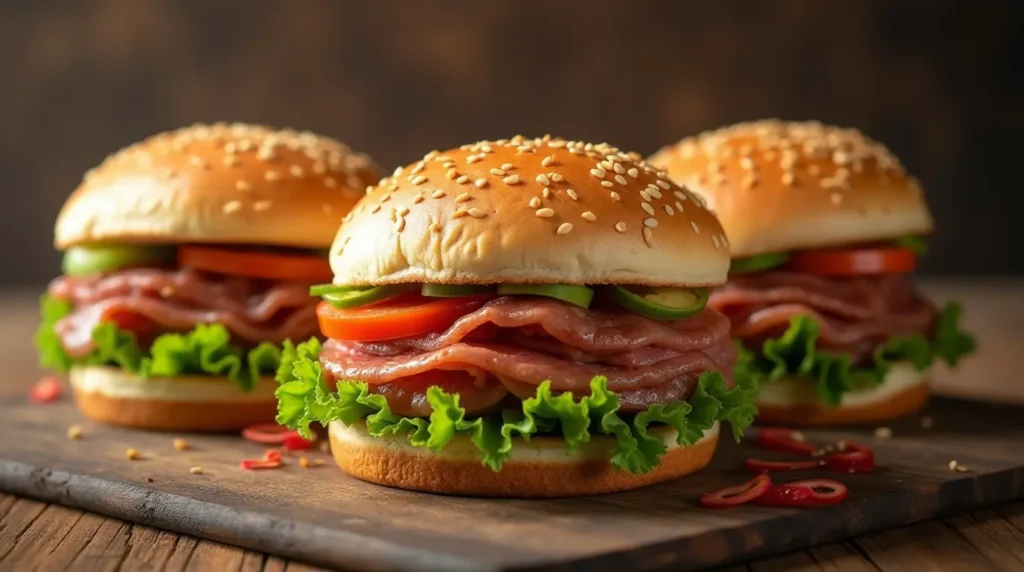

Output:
xmin=145 ymin=477 xmax=154 ymax=483
xmin=189 ymin=466 xmax=205 ymax=475
xmin=66 ymin=425 xmax=83 ymax=440
xmin=949 ymin=460 xmax=970 ymax=472
xmin=173 ymin=438 xmax=190 ymax=451
xmin=874 ymin=427 xmax=893 ymax=439
xmin=125 ymin=448 xmax=140 ymax=461
xmin=300 ymin=457 xmax=310 ymax=469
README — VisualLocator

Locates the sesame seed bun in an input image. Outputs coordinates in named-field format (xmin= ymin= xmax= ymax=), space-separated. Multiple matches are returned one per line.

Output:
xmin=648 ymin=120 xmax=934 ymax=258
xmin=754 ymin=362 xmax=929 ymax=426
xmin=328 ymin=420 xmax=719 ymax=498
xmin=69 ymin=365 xmax=278 ymax=432
xmin=331 ymin=136 xmax=730 ymax=287
xmin=55 ymin=123 xmax=382 ymax=250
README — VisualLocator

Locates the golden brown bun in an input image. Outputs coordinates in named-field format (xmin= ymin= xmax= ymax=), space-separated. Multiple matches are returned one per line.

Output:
xmin=649 ymin=120 xmax=934 ymax=257
xmin=331 ymin=136 xmax=730 ymax=287
xmin=70 ymin=365 xmax=277 ymax=432
xmin=755 ymin=364 xmax=929 ymax=426
xmin=56 ymin=123 xmax=382 ymax=249
xmin=328 ymin=420 xmax=719 ymax=498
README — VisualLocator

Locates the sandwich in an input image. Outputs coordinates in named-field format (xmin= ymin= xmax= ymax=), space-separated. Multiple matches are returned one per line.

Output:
xmin=36 ymin=122 xmax=381 ymax=432
xmin=275 ymin=135 xmax=758 ymax=497
xmin=649 ymin=120 xmax=974 ymax=425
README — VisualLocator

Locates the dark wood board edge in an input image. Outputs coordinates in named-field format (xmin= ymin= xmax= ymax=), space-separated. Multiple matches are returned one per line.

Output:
xmin=508 ymin=467 xmax=1024 ymax=572
xmin=0 ymin=459 xmax=487 ymax=572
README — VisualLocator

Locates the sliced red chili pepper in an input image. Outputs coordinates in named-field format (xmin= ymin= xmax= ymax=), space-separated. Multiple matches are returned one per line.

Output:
xmin=241 ymin=423 xmax=300 ymax=445
xmin=744 ymin=458 xmax=824 ymax=473
xmin=282 ymin=434 xmax=315 ymax=451
xmin=824 ymin=442 xmax=875 ymax=473
xmin=262 ymin=449 xmax=283 ymax=463
xmin=240 ymin=459 xmax=283 ymax=470
xmin=29 ymin=376 xmax=63 ymax=403
xmin=753 ymin=478 xmax=849 ymax=507
xmin=699 ymin=474 xmax=773 ymax=508
xmin=756 ymin=428 xmax=816 ymax=455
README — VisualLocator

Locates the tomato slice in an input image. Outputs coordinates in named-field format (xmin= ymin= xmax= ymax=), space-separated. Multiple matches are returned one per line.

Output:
xmin=783 ymin=247 xmax=916 ymax=277
xmin=178 ymin=246 xmax=333 ymax=282
xmin=317 ymin=295 xmax=493 ymax=341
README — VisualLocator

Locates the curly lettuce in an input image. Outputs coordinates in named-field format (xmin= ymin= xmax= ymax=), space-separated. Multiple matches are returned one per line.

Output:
xmin=275 ymin=340 xmax=758 ymax=474
xmin=739 ymin=301 xmax=975 ymax=406
xmin=35 ymin=294 xmax=300 ymax=391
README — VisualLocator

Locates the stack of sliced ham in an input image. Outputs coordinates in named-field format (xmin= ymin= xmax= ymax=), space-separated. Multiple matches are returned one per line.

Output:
xmin=49 ymin=268 xmax=321 ymax=358
xmin=708 ymin=271 xmax=937 ymax=362
xmin=319 ymin=297 xmax=737 ymax=417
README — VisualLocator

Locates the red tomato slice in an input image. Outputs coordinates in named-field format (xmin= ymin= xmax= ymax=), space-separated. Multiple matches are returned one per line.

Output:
xmin=783 ymin=247 xmax=916 ymax=277
xmin=179 ymin=246 xmax=333 ymax=282
xmin=317 ymin=295 xmax=492 ymax=341
xmin=241 ymin=423 xmax=302 ymax=445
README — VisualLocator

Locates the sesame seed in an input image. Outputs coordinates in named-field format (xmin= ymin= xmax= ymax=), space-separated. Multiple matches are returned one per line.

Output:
xmin=647 ymin=186 xmax=663 ymax=199
xmin=613 ymin=163 xmax=626 ymax=174
xmin=536 ymin=174 xmax=551 ymax=185
xmin=551 ymin=173 xmax=564 ymax=182
xmin=641 ymin=202 xmax=655 ymax=215
xmin=542 ymin=187 xmax=551 ymax=198
xmin=674 ymin=190 xmax=687 ymax=201
xmin=567 ymin=189 xmax=578 ymax=200
xmin=675 ymin=201 xmax=684 ymax=212
xmin=656 ymin=180 xmax=670 ymax=189
xmin=643 ymin=227 xmax=654 ymax=246
xmin=397 ymin=206 xmax=410 ymax=216
xmin=394 ymin=218 xmax=406 ymax=232
xmin=535 ymin=208 xmax=555 ymax=218
xmin=223 ymin=201 xmax=242 ymax=214
xmin=455 ymin=192 xmax=471 ymax=203
xmin=467 ymin=155 xmax=482 ymax=164
xmin=640 ymin=190 xmax=651 ymax=201
xmin=614 ymin=174 xmax=628 ymax=185
xmin=411 ymin=175 xmax=427 ymax=185
xmin=413 ymin=194 xmax=425 ymax=204
xmin=644 ymin=217 xmax=658 ymax=228
xmin=490 ymin=168 xmax=505 ymax=176
xmin=452 ymin=208 xmax=468 ymax=218
xmin=190 ymin=466 xmax=204 ymax=475
xmin=541 ymin=155 xmax=555 ymax=167
xmin=235 ymin=180 xmax=251 ymax=192
xmin=600 ymin=160 xmax=614 ymax=171
xmin=557 ymin=223 xmax=573 ymax=235
xmin=393 ymin=166 xmax=403 ymax=177
xmin=475 ymin=178 xmax=488 ymax=188
xmin=456 ymin=175 xmax=470 ymax=184
xmin=627 ymin=167 xmax=639 ymax=178
xmin=609 ymin=192 xmax=620 ymax=201
xmin=370 ymin=204 xmax=381 ymax=214
xmin=67 ymin=425 xmax=83 ymax=440
xmin=590 ymin=168 xmax=606 ymax=178
xmin=432 ymin=190 xmax=446 ymax=199
xmin=189 ymin=155 xmax=207 ymax=169
xmin=501 ymin=163 xmax=515 ymax=170
xmin=442 ymin=161 xmax=455 ymax=168
xmin=581 ymin=211 xmax=597 ymax=221
xmin=740 ymin=157 xmax=757 ymax=171
xmin=600 ymin=180 xmax=614 ymax=188
xmin=614 ymin=222 xmax=627 ymax=233
xmin=468 ymin=208 xmax=486 ymax=218
xmin=664 ymin=205 xmax=674 ymax=216
xmin=782 ymin=172 xmax=796 ymax=186
xmin=873 ymin=427 xmax=893 ymax=439
xmin=446 ymin=168 xmax=459 ymax=180
xmin=253 ymin=200 xmax=272 ymax=212
xmin=290 ymin=165 xmax=305 ymax=177
xmin=265 ymin=170 xmax=282 ymax=181
xmin=529 ymin=197 xmax=542 ymax=208
xmin=690 ymin=221 xmax=700 ymax=234
xmin=223 ymin=155 xmax=239 ymax=167
xmin=503 ymin=175 xmax=520 ymax=184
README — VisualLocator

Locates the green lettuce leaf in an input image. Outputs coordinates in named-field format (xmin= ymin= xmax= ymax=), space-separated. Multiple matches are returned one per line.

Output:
xmin=274 ymin=340 xmax=759 ymax=474
xmin=745 ymin=301 xmax=975 ymax=406
xmin=34 ymin=294 xmax=303 ymax=391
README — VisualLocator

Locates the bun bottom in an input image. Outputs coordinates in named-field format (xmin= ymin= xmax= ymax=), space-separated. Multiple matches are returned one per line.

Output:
xmin=755 ymin=362 xmax=929 ymax=426
xmin=328 ymin=420 xmax=720 ymax=498
xmin=70 ymin=365 xmax=278 ymax=432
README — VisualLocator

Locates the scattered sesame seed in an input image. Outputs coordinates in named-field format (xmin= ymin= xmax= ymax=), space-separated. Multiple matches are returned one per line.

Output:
xmin=590 ymin=168 xmax=606 ymax=178
xmin=664 ymin=204 xmax=674 ymax=216
xmin=452 ymin=208 xmax=468 ymax=218
xmin=189 ymin=155 xmax=207 ymax=169
xmin=782 ymin=172 xmax=796 ymax=186
xmin=467 ymin=155 xmax=482 ymax=164
xmin=501 ymin=163 xmax=515 ymax=170
xmin=609 ymin=192 xmax=620 ymax=201
xmin=190 ymin=466 xmax=205 ymax=475
xmin=557 ymin=223 xmax=573 ymax=235
xmin=370 ymin=204 xmax=382 ymax=214
xmin=393 ymin=166 xmax=403 ymax=177
xmin=289 ymin=165 xmax=305 ymax=178
xmin=490 ymin=168 xmax=506 ymax=176
xmin=566 ymin=189 xmax=578 ymax=200
xmin=690 ymin=221 xmax=700 ymax=234
xmin=455 ymin=192 xmax=472 ymax=203
xmin=640 ymin=190 xmax=651 ymax=201
xmin=265 ymin=170 xmax=282 ymax=181
xmin=529 ymin=197 xmax=542 ymax=208
xmin=600 ymin=180 xmax=614 ymax=188
xmin=551 ymin=173 xmax=564 ymax=182
xmin=656 ymin=180 xmax=670 ymax=189
xmin=949 ymin=460 xmax=969 ymax=473
xmin=740 ymin=157 xmax=757 ymax=171
xmin=873 ymin=427 xmax=893 ymax=439
xmin=643 ymin=227 xmax=654 ymax=246
xmin=468 ymin=208 xmax=486 ymax=218
xmin=536 ymin=174 xmax=551 ymax=185
xmin=675 ymin=201 xmax=684 ymax=212
xmin=67 ymin=425 xmax=83 ymax=440
xmin=641 ymin=202 xmax=655 ymax=216
xmin=125 ymin=448 xmax=140 ymax=460
xmin=614 ymin=174 xmax=628 ymax=185
xmin=503 ymin=175 xmax=521 ymax=184
xmin=223 ymin=201 xmax=243 ymax=214
xmin=541 ymin=155 xmax=555 ymax=167
xmin=535 ymin=208 xmax=555 ymax=218
xmin=627 ymin=167 xmax=639 ymax=178
xmin=542 ymin=187 xmax=551 ymax=198
xmin=446 ymin=168 xmax=459 ymax=180
xmin=614 ymin=222 xmax=627 ymax=233
xmin=173 ymin=438 xmax=190 ymax=451
xmin=581 ymin=211 xmax=597 ymax=222
xmin=644 ymin=217 xmax=658 ymax=228
xmin=456 ymin=175 xmax=469 ymax=184
xmin=647 ymin=186 xmax=663 ymax=199
xmin=410 ymin=175 xmax=427 ymax=185
xmin=223 ymin=155 xmax=239 ymax=167
xmin=432 ymin=189 xmax=446 ymax=199
xmin=235 ymin=180 xmax=251 ymax=192
xmin=613 ymin=163 xmax=626 ymax=174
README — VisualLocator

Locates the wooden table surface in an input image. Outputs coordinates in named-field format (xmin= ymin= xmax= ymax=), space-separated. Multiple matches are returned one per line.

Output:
xmin=2 ymin=279 xmax=1023 ymax=572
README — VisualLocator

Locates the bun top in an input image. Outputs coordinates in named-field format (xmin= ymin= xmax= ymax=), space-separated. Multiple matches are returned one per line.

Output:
xmin=330 ymin=135 xmax=730 ymax=287
xmin=55 ymin=123 xmax=382 ymax=249
xmin=648 ymin=120 xmax=934 ymax=257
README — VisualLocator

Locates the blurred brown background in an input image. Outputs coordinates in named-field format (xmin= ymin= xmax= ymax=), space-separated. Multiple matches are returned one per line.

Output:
xmin=1 ymin=0 xmax=1020 ymax=285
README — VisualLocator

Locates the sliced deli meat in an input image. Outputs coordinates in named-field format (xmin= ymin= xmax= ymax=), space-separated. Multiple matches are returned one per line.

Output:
xmin=709 ymin=271 xmax=937 ymax=360
xmin=49 ymin=268 xmax=320 ymax=357
xmin=319 ymin=298 xmax=736 ymax=416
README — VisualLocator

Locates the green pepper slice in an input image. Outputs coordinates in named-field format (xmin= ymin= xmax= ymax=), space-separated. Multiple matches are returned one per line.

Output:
xmin=62 ymin=244 xmax=176 ymax=277
xmin=309 ymin=283 xmax=362 ymax=296
xmin=320 ymin=285 xmax=418 ymax=309
xmin=891 ymin=236 xmax=928 ymax=257
xmin=497 ymin=284 xmax=594 ymax=308
xmin=729 ymin=252 xmax=790 ymax=275
xmin=609 ymin=286 xmax=708 ymax=321
xmin=421 ymin=284 xmax=494 ymax=297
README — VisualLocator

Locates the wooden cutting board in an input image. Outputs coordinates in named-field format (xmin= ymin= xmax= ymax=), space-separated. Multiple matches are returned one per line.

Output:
xmin=1 ymin=394 xmax=1022 ymax=572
